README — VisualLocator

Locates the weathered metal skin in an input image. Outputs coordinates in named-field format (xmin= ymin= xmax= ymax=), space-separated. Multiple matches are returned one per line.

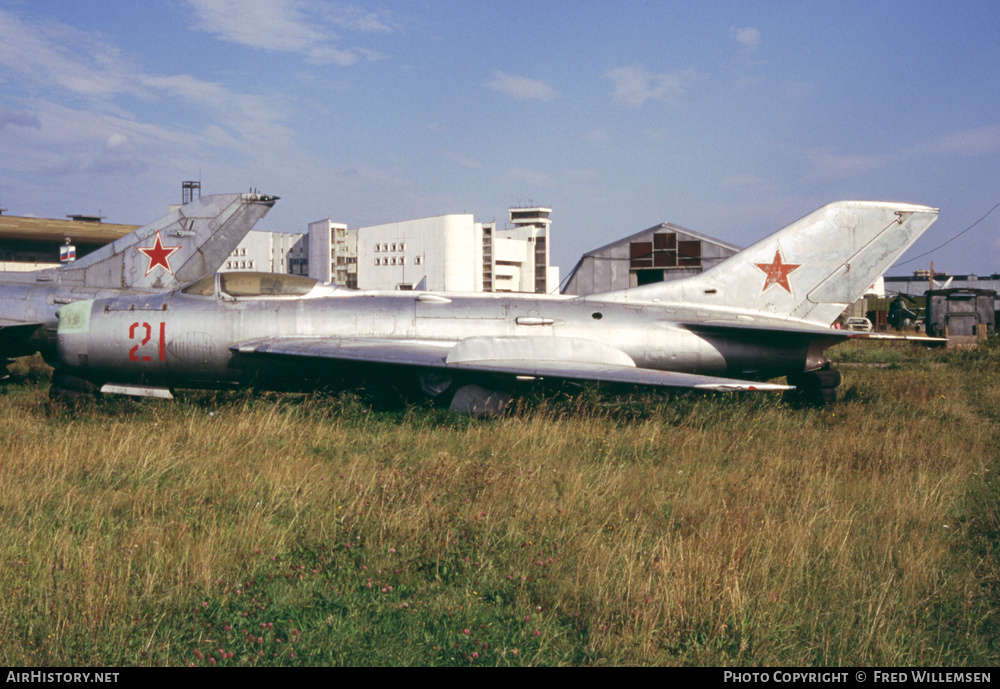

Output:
xmin=0 ymin=193 xmax=277 ymax=361
xmin=60 ymin=291 xmax=737 ymax=384
xmin=54 ymin=200 xmax=939 ymax=403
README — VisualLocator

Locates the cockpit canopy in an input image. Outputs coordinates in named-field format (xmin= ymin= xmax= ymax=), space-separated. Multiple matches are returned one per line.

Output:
xmin=181 ymin=272 xmax=338 ymax=299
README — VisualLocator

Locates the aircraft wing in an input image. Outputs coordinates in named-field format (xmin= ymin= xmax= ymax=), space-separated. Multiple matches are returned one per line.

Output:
xmin=231 ymin=336 xmax=791 ymax=392
xmin=233 ymin=337 xmax=454 ymax=368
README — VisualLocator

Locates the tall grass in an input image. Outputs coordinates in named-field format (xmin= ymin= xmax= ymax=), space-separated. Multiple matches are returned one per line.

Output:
xmin=0 ymin=347 xmax=997 ymax=666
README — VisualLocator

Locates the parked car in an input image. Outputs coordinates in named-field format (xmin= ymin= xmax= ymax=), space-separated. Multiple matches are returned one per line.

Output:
xmin=845 ymin=317 xmax=873 ymax=331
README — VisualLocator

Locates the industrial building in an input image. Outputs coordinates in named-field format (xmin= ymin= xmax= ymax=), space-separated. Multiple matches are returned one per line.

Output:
xmin=0 ymin=210 xmax=137 ymax=271
xmin=885 ymin=271 xmax=1000 ymax=309
xmin=561 ymin=222 xmax=741 ymax=296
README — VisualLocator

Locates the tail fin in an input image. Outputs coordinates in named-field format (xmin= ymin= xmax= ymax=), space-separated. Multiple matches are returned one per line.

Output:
xmin=45 ymin=192 xmax=278 ymax=290
xmin=591 ymin=201 xmax=938 ymax=325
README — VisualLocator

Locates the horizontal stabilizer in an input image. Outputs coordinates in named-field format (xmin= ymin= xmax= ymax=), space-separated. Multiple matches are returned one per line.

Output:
xmin=845 ymin=332 xmax=947 ymax=345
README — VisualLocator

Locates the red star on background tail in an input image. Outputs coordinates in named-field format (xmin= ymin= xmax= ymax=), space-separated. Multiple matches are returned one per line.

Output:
xmin=137 ymin=231 xmax=182 ymax=276
xmin=755 ymin=249 xmax=800 ymax=294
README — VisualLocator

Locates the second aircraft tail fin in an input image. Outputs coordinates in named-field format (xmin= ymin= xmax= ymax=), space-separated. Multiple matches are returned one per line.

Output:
xmin=46 ymin=192 xmax=278 ymax=291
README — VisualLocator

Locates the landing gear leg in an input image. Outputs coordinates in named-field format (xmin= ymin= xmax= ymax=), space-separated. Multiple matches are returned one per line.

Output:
xmin=49 ymin=370 xmax=99 ymax=405
xmin=786 ymin=364 xmax=841 ymax=407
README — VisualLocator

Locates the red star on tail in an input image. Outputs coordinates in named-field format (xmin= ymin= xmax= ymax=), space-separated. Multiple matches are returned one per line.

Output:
xmin=755 ymin=249 xmax=800 ymax=294
xmin=138 ymin=231 xmax=181 ymax=276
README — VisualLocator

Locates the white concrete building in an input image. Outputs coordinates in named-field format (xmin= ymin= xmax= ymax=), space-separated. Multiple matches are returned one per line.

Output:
xmin=306 ymin=208 xmax=558 ymax=293
xmin=224 ymin=231 xmax=308 ymax=275
xmin=491 ymin=207 xmax=557 ymax=294
xmin=356 ymin=214 xmax=486 ymax=292
xmin=307 ymin=219 xmax=355 ymax=287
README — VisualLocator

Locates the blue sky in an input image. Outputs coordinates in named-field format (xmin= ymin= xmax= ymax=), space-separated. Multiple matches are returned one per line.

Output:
xmin=1 ymin=0 xmax=998 ymax=278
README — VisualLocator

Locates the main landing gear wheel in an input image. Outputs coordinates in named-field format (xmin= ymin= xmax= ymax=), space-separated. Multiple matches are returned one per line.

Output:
xmin=785 ymin=365 xmax=841 ymax=407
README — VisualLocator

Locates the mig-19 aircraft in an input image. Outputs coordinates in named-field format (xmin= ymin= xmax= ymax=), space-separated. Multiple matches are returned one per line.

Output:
xmin=52 ymin=200 xmax=938 ymax=411
xmin=0 ymin=192 xmax=277 ymax=366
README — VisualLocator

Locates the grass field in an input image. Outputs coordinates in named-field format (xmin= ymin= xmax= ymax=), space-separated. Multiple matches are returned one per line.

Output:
xmin=0 ymin=340 xmax=997 ymax=666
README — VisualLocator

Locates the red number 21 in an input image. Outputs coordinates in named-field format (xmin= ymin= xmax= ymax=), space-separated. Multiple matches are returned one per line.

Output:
xmin=128 ymin=322 xmax=166 ymax=362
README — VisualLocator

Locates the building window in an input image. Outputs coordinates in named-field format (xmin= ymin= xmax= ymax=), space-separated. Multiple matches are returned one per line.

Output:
xmin=630 ymin=242 xmax=653 ymax=269
xmin=414 ymin=256 xmax=423 ymax=265
xmin=678 ymin=240 xmax=702 ymax=267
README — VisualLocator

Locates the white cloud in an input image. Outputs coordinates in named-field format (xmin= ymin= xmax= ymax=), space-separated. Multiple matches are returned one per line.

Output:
xmin=105 ymin=133 xmax=129 ymax=150
xmin=719 ymin=174 xmax=773 ymax=191
xmin=444 ymin=151 xmax=483 ymax=169
xmin=0 ymin=9 xmax=137 ymax=97
xmin=185 ymin=0 xmax=394 ymax=65
xmin=305 ymin=46 xmax=361 ymax=67
xmin=320 ymin=5 xmax=398 ymax=34
xmin=186 ymin=0 xmax=324 ymax=52
xmin=0 ymin=9 xmax=286 ymax=139
xmin=803 ymin=148 xmax=892 ymax=180
xmin=914 ymin=124 xmax=1000 ymax=157
xmin=0 ymin=105 xmax=40 ymax=131
xmin=564 ymin=168 xmax=599 ymax=183
xmin=802 ymin=124 xmax=1000 ymax=181
xmin=503 ymin=168 xmax=558 ymax=188
xmin=0 ymin=8 xmax=299 ymax=185
xmin=781 ymin=80 xmax=815 ymax=100
xmin=487 ymin=71 xmax=556 ymax=101
xmin=605 ymin=65 xmax=700 ymax=108
xmin=732 ymin=26 xmax=761 ymax=52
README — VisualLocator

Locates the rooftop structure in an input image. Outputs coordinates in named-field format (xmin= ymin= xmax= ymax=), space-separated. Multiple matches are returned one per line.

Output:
xmin=0 ymin=214 xmax=139 ymax=269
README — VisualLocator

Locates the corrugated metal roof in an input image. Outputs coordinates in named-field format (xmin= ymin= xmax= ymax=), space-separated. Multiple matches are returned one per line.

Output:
xmin=579 ymin=221 xmax=742 ymax=258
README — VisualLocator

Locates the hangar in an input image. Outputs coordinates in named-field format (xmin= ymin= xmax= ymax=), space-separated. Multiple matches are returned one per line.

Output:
xmin=560 ymin=222 xmax=741 ymax=296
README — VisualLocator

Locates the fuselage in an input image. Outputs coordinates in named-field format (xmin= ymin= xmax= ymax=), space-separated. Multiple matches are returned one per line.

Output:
xmin=57 ymin=274 xmax=824 ymax=391
xmin=0 ymin=277 xmax=172 ymax=360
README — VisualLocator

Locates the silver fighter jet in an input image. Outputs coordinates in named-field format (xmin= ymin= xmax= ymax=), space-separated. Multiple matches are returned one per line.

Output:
xmin=0 ymin=192 xmax=277 ymax=365
xmin=54 ymin=201 xmax=938 ymax=410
